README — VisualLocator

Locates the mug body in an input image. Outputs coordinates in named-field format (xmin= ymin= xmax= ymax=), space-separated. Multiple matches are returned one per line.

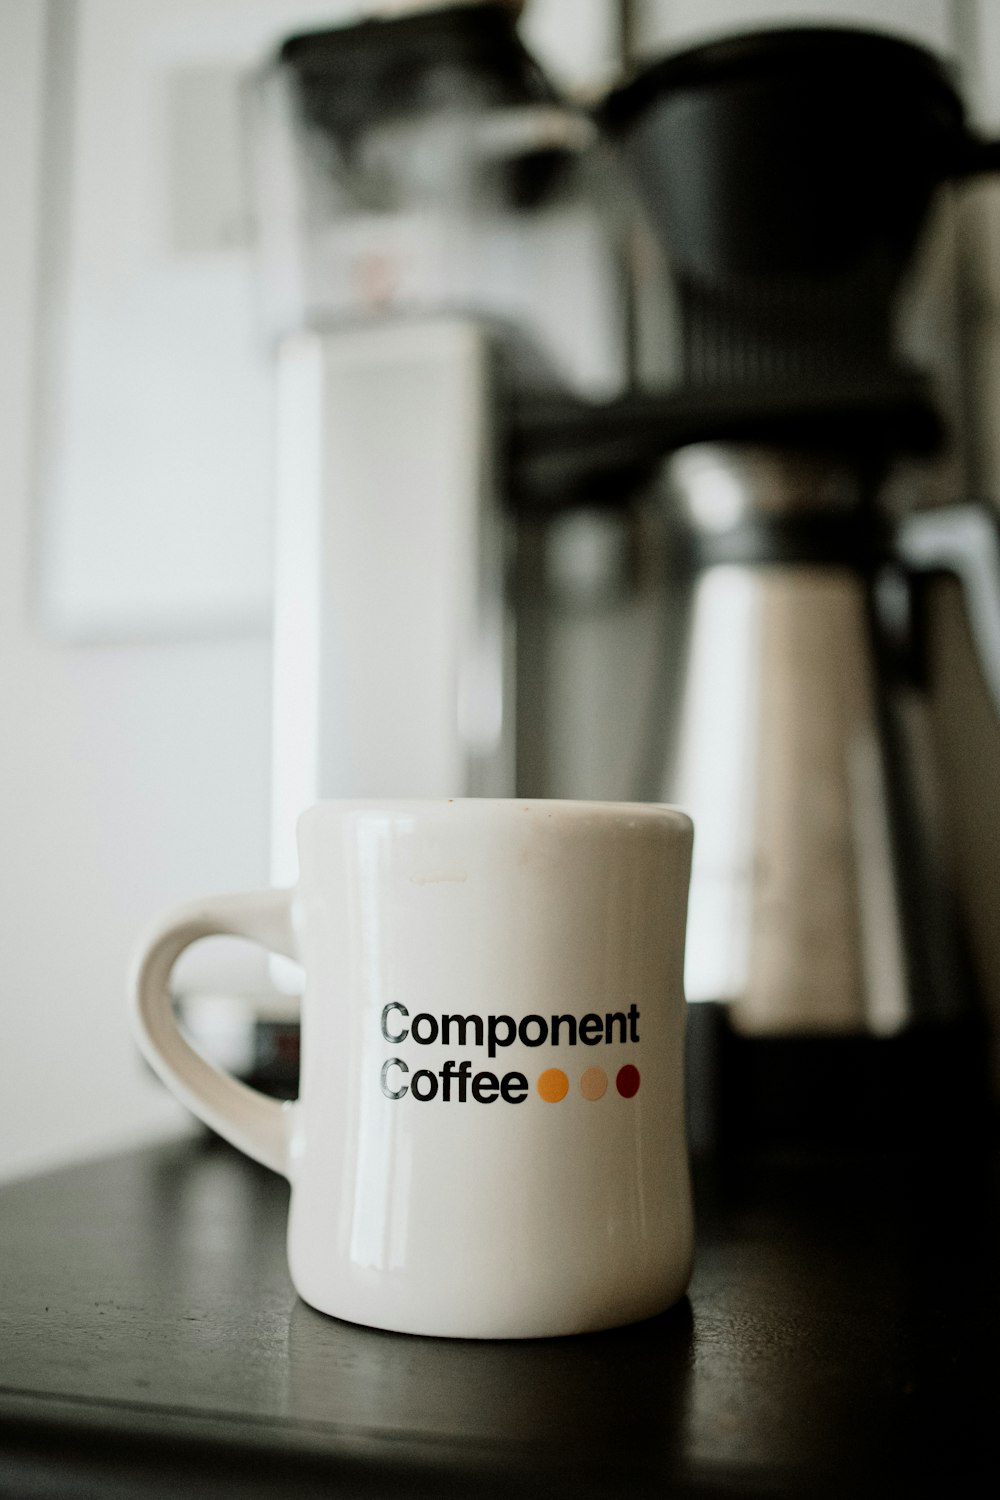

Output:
xmin=288 ymin=799 xmax=694 ymax=1340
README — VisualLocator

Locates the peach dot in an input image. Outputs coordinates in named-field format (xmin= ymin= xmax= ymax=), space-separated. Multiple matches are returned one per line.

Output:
xmin=537 ymin=1068 xmax=569 ymax=1103
xmin=580 ymin=1067 xmax=608 ymax=1101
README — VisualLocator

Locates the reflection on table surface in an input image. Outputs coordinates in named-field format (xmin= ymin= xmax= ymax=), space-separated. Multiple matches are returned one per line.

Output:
xmin=1 ymin=1135 xmax=997 ymax=1497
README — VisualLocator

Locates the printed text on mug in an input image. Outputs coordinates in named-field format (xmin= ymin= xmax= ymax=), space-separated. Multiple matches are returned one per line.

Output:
xmin=379 ymin=1002 xmax=642 ymax=1104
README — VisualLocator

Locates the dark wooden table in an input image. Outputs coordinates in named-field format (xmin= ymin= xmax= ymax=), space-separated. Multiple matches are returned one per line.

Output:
xmin=0 ymin=1135 xmax=996 ymax=1498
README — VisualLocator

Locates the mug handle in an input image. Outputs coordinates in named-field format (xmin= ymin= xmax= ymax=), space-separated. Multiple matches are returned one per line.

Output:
xmin=129 ymin=889 xmax=298 ymax=1178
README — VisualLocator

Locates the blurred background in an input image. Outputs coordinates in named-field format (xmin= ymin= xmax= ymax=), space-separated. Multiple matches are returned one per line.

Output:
xmin=3 ymin=0 xmax=1000 ymax=1182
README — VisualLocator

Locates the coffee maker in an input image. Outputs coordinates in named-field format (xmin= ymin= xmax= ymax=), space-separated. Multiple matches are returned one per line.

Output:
xmin=246 ymin=6 xmax=1000 ymax=1151
xmin=252 ymin=3 xmax=616 ymax=883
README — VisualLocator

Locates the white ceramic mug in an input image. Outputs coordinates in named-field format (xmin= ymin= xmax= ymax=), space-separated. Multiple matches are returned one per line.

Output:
xmin=130 ymin=799 xmax=695 ymax=1339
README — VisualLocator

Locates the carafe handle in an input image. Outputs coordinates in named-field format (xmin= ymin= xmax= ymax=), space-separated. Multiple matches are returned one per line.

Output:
xmin=895 ymin=503 xmax=1000 ymax=718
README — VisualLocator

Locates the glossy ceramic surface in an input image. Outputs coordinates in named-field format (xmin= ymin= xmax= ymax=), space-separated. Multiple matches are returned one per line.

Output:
xmin=131 ymin=799 xmax=694 ymax=1338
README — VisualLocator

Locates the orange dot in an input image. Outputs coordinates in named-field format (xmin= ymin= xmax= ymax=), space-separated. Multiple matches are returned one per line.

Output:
xmin=580 ymin=1067 xmax=608 ymax=1101
xmin=537 ymin=1068 xmax=569 ymax=1103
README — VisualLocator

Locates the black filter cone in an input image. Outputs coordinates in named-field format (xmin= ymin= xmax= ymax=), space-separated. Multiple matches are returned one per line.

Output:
xmin=605 ymin=27 xmax=971 ymax=388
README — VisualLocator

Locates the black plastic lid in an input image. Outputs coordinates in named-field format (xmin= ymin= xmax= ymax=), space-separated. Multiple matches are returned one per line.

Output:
xmin=276 ymin=3 xmax=557 ymax=148
xmin=603 ymin=25 xmax=965 ymax=141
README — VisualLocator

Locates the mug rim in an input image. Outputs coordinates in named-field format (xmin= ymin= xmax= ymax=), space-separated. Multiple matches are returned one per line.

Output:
xmin=298 ymin=798 xmax=693 ymax=835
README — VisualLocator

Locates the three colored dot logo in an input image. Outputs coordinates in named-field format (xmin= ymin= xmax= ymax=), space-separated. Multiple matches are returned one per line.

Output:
xmin=537 ymin=1065 xmax=640 ymax=1103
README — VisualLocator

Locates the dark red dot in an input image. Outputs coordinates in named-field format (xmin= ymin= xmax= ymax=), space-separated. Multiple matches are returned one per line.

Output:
xmin=616 ymin=1064 xmax=640 ymax=1098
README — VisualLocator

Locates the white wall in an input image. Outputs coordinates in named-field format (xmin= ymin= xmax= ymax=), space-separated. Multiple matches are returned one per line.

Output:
xmin=636 ymin=0 xmax=952 ymax=56
xmin=0 ymin=2 xmax=273 ymax=1181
